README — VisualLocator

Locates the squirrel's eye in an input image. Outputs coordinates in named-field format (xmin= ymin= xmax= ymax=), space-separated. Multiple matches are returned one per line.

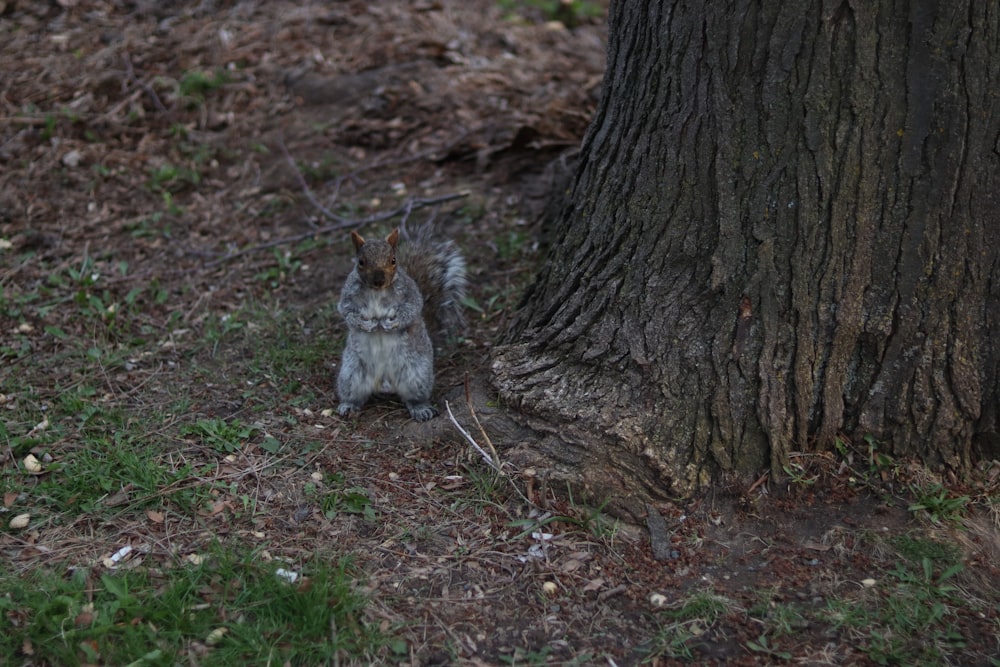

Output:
xmin=391 ymin=257 xmax=396 ymax=265
xmin=358 ymin=258 xmax=366 ymax=267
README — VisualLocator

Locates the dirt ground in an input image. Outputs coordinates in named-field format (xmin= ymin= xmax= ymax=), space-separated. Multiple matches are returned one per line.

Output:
xmin=3 ymin=1 xmax=1000 ymax=665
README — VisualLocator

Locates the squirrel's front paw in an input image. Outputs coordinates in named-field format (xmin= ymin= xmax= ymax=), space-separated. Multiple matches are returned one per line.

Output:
xmin=380 ymin=317 xmax=399 ymax=330
xmin=358 ymin=318 xmax=378 ymax=333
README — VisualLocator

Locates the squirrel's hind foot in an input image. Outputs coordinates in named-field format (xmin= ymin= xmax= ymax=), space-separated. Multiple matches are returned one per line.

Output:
xmin=406 ymin=403 xmax=438 ymax=422
xmin=337 ymin=402 xmax=363 ymax=418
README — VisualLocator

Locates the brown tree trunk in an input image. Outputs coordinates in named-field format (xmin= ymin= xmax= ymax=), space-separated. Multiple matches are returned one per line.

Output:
xmin=491 ymin=0 xmax=1000 ymax=520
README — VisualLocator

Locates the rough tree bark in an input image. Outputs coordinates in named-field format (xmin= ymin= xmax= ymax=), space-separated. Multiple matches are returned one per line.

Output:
xmin=491 ymin=0 xmax=1000 ymax=519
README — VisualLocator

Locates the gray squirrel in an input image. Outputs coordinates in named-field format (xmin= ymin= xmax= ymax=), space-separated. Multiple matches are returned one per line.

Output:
xmin=336 ymin=226 xmax=466 ymax=421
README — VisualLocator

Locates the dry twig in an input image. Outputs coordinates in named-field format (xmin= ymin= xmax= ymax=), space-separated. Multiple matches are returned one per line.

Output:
xmin=122 ymin=51 xmax=167 ymax=113
xmin=463 ymin=374 xmax=500 ymax=469
xmin=445 ymin=400 xmax=501 ymax=474
xmin=204 ymin=190 xmax=468 ymax=267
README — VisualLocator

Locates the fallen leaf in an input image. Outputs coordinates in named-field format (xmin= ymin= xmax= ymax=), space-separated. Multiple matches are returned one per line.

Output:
xmin=101 ymin=485 xmax=134 ymax=508
xmin=145 ymin=510 xmax=165 ymax=524
xmin=440 ymin=476 xmax=466 ymax=490
xmin=198 ymin=500 xmax=232 ymax=517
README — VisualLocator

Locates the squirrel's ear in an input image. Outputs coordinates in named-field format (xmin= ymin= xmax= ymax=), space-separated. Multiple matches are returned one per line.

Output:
xmin=351 ymin=230 xmax=366 ymax=252
xmin=386 ymin=228 xmax=400 ymax=248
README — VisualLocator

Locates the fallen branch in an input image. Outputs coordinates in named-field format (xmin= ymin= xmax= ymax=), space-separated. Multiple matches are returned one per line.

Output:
xmin=277 ymin=136 xmax=347 ymax=225
xmin=204 ymin=190 xmax=468 ymax=268
xmin=276 ymin=132 xmax=465 ymax=227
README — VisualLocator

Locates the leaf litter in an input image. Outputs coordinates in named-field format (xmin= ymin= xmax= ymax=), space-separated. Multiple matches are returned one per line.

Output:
xmin=2 ymin=1 xmax=999 ymax=665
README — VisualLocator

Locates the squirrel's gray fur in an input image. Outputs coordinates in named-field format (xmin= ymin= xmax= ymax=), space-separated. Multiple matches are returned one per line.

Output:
xmin=336 ymin=226 xmax=466 ymax=421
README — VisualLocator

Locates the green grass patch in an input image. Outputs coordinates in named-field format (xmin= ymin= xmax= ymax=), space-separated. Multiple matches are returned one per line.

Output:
xmin=908 ymin=484 xmax=971 ymax=524
xmin=220 ymin=304 xmax=336 ymax=402
xmin=177 ymin=68 xmax=231 ymax=107
xmin=821 ymin=535 xmax=968 ymax=666
xmin=3 ymin=421 xmax=210 ymax=517
xmin=641 ymin=590 xmax=733 ymax=661
xmin=0 ymin=547 xmax=387 ymax=666
xmin=182 ymin=417 xmax=263 ymax=455
xmin=496 ymin=0 xmax=604 ymax=27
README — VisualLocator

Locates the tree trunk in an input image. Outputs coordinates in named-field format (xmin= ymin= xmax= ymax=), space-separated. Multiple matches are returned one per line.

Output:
xmin=491 ymin=0 xmax=1000 ymax=519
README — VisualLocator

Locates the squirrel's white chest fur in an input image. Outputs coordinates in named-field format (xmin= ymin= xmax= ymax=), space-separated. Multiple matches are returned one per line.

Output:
xmin=339 ymin=278 xmax=431 ymax=395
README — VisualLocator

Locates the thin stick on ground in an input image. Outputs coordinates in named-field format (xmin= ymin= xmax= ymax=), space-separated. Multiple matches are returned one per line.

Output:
xmin=277 ymin=136 xmax=347 ymax=225
xmin=445 ymin=400 xmax=501 ymax=474
xmin=122 ymin=51 xmax=167 ymax=113
xmin=204 ymin=137 xmax=469 ymax=267
xmin=444 ymin=384 xmax=534 ymax=507
xmin=463 ymin=374 xmax=500 ymax=469
xmin=204 ymin=190 xmax=469 ymax=267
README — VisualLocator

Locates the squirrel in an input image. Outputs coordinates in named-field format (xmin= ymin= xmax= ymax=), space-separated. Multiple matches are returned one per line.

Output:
xmin=336 ymin=226 xmax=466 ymax=421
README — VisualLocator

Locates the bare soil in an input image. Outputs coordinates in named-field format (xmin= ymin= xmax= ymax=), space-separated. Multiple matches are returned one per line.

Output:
xmin=2 ymin=1 xmax=1000 ymax=666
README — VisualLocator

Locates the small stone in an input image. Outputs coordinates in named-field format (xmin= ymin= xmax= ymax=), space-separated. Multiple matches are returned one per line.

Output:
xmin=62 ymin=149 xmax=83 ymax=168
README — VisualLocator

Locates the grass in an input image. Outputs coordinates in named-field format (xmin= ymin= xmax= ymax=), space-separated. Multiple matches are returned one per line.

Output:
xmin=319 ymin=476 xmax=378 ymax=522
xmin=629 ymin=528 xmax=988 ymax=666
xmin=0 ymin=545 xmax=385 ymax=666
xmin=2 ymin=410 xmax=384 ymax=663
xmin=642 ymin=590 xmax=734 ymax=661
xmin=736 ymin=532 xmax=976 ymax=667
xmin=496 ymin=0 xmax=604 ymax=27
xmin=0 ymin=265 xmax=391 ymax=666
xmin=908 ymin=484 xmax=971 ymax=524
xmin=5 ymin=216 xmax=999 ymax=666
xmin=822 ymin=554 xmax=967 ymax=666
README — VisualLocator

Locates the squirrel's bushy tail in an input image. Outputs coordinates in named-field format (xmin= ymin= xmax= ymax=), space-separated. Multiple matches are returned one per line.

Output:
xmin=399 ymin=222 xmax=467 ymax=339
